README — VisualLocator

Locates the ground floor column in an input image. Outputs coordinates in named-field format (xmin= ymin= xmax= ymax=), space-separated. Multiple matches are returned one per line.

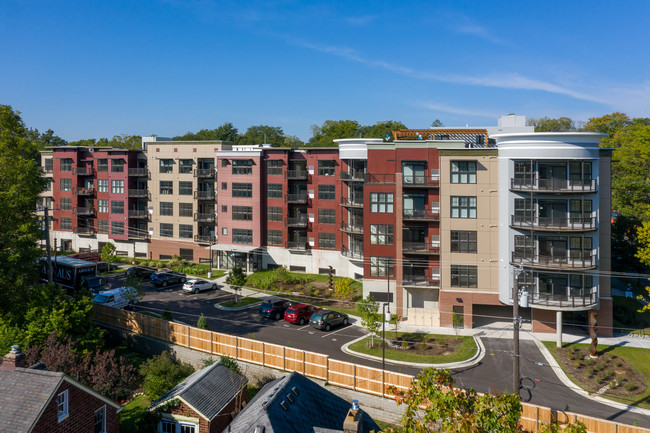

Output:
xmin=556 ymin=311 xmax=563 ymax=348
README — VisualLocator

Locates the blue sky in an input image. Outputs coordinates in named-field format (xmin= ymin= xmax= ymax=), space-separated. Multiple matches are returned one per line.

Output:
xmin=2 ymin=0 xmax=649 ymax=141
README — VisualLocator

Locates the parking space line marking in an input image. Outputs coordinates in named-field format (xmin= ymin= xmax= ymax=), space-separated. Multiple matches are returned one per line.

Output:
xmin=298 ymin=325 xmax=311 ymax=330
xmin=321 ymin=326 xmax=348 ymax=338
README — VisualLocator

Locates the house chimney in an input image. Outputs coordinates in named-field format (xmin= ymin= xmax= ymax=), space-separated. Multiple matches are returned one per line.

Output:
xmin=343 ymin=400 xmax=363 ymax=433
xmin=1 ymin=345 xmax=26 ymax=371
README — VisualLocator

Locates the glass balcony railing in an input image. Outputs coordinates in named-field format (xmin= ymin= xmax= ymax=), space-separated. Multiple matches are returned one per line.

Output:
xmin=511 ymin=251 xmax=596 ymax=269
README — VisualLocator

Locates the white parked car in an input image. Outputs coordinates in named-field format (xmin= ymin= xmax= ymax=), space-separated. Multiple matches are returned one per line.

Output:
xmin=93 ymin=287 xmax=139 ymax=309
xmin=182 ymin=279 xmax=217 ymax=294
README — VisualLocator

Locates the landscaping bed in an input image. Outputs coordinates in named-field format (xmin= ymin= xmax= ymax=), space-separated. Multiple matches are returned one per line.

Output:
xmin=349 ymin=332 xmax=477 ymax=364
xmin=219 ymin=297 xmax=261 ymax=308
xmin=544 ymin=342 xmax=650 ymax=408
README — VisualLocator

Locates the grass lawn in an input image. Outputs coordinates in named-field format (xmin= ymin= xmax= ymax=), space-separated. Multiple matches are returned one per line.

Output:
xmin=119 ymin=395 xmax=150 ymax=433
xmin=544 ymin=341 xmax=650 ymax=409
xmin=99 ymin=268 xmax=127 ymax=276
xmin=349 ymin=333 xmax=477 ymax=364
xmin=220 ymin=297 xmax=261 ymax=308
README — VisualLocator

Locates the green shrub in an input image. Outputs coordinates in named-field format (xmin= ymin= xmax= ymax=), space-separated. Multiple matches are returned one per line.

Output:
xmin=604 ymin=369 xmax=614 ymax=378
xmin=139 ymin=352 xmax=194 ymax=400
xmin=614 ymin=360 xmax=623 ymax=367
xmin=313 ymin=289 xmax=320 ymax=296
xmin=161 ymin=308 xmax=173 ymax=321
xmin=219 ymin=356 xmax=242 ymax=375
xmin=197 ymin=314 xmax=208 ymax=330
xmin=573 ymin=359 xmax=582 ymax=368
xmin=625 ymin=382 xmax=638 ymax=392
xmin=585 ymin=367 xmax=594 ymax=376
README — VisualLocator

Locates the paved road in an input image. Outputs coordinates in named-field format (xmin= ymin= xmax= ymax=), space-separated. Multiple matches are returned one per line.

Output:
xmin=105 ymin=273 xmax=650 ymax=428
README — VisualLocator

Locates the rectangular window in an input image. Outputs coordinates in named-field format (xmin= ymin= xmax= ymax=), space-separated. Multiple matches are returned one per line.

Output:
xmin=179 ymin=203 xmax=193 ymax=217
xmin=514 ymin=198 xmax=533 ymax=221
xmin=60 ymin=158 xmax=72 ymax=172
xmin=450 ymin=161 xmax=477 ymax=183
xmin=450 ymin=265 xmax=478 ymax=288
xmin=111 ymin=221 xmax=124 ymax=235
xmin=318 ymin=232 xmax=336 ymax=249
xmin=570 ymin=236 xmax=593 ymax=259
xmin=160 ymin=159 xmax=173 ymax=174
xmin=60 ymin=178 xmax=72 ymax=191
xmin=111 ymin=159 xmax=124 ymax=172
xmin=179 ymin=159 xmax=193 ymax=174
xmin=569 ymin=161 xmax=592 ymax=183
xmin=60 ymin=198 xmax=72 ymax=211
xmin=97 ymin=219 xmax=108 ymax=234
xmin=60 ymin=217 xmax=72 ymax=231
xmin=180 ymin=424 xmax=196 ymax=433
xmin=268 ymin=206 xmax=283 ymax=222
xmin=370 ymin=193 xmax=393 ymax=213
xmin=370 ymin=225 xmax=394 ymax=245
xmin=94 ymin=406 xmax=106 ymax=433
xmin=514 ymin=161 xmax=534 ymax=186
xmin=111 ymin=180 xmax=124 ymax=194
xmin=318 ymin=209 xmax=335 ymax=225
xmin=160 ymin=181 xmax=173 ymax=195
xmin=232 ymin=206 xmax=253 ymax=221
xmin=318 ymin=160 xmax=336 ymax=176
xmin=111 ymin=200 xmax=124 ymax=214
xmin=161 ymin=420 xmax=175 ymax=433
xmin=232 ymin=183 xmax=252 ymax=198
xmin=57 ymin=390 xmax=68 ymax=420
xmin=179 ymin=248 xmax=193 ymax=261
xmin=221 ymin=182 xmax=227 ymax=190
xmin=267 ymin=230 xmax=283 ymax=246
xmin=221 ymin=205 xmax=228 ymax=213
xmin=97 ymin=179 xmax=108 ymax=193
xmin=160 ymin=202 xmax=173 ymax=216
xmin=232 ymin=228 xmax=253 ymax=244
xmin=232 ymin=159 xmax=253 ymax=175
xmin=97 ymin=159 xmax=108 ymax=172
xmin=160 ymin=223 xmax=173 ymax=237
xmin=222 ymin=159 xmax=228 ymax=167
xmin=178 ymin=181 xmax=193 ymax=195
xmin=44 ymin=158 xmax=53 ymax=172
xmin=179 ymin=224 xmax=193 ymax=239
xmin=98 ymin=199 xmax=108 ymax=213
xmin=318 ymin=184 xmax=335 ymax=200
xmin=268 ymin=184 xmax=282 ymax=198
xmin=451 ymin=196 xmax=477 ymax=218
xmin=267 ymin=160 xmax=283 ymax=176
xmin=450 ymin=231 xmax=477 ymax=253
xmin=370 ymin=257 xmax=394 ymax=277
xmin=45 ymin=178 xmax=52 ymax=192
xmin=222 ymin=227 xmax=227 ymax=235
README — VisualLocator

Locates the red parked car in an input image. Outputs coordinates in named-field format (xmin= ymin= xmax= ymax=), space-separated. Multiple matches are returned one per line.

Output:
xmin=283 ymin=303 xmax=322 ymax=325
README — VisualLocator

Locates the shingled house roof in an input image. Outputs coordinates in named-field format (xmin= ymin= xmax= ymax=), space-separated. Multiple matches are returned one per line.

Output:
xmin=149 ymin=361 xmax=248 ymax=421
xmin=223 ymin=372 xmax=380 ymax=433
xmin=0 ymin=367 xmax=120 ymax=433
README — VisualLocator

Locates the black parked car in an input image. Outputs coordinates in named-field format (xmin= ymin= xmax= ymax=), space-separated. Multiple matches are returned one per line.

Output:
xmin=80 ymin=276 xmax=108 ymax=295
xmin=150 ymin=271 xmax=186 ymax=287
xmin=125 ymin=266 xmax=157 ymax=280
xmin=310 ymin=309 xmax=349 ymax=331
xmin=258 ymin=299 xmax=297 ymax=320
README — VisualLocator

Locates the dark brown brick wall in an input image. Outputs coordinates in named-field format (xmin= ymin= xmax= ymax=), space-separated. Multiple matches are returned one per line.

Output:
xmin=32 ymin=380 xmax=120 ymax=433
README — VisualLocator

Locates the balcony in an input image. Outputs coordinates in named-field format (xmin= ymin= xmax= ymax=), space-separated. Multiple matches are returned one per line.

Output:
xmin=403 ymin=208 xmax=440 ymax=221
xmin=511 ymin=252 xmax=597 ymax=270
xmin=402 ymin=175 xmax=440 ymax=188
xmin=340 ymin=197 xmax=363 ymax=208
xmin=73 ymin=187 xmax=94 ymax=196
xmin=510 ymin=177 xmax=597 ymax=193
xmin=194 ymin=212 xmax=216 ymax=223
xmin=403 ymin=242 xmax=440 ymax=255
xmin=194 ymin=234 xmax=215 ymax=244
xmin=42 ymin=166 xmax=53 ymax=174
xmin=510 ymin=215 xmax=597 ymax=232
xmin=340 ymin=222 xmax=363 ymax=235
xmin=194 ymin=168 xmax=216 ymax=179
xmin=73 ymin=227 xmax=95 ymax=236
xmin=128 ymin=209 xmax=148 ymax=219
xmin=128 ymin=168 xmax=148 ymax=177
xmin=285 ymin=169 xmax=308 ymax=180
xmin=286 ymin=215 xmax=308 ymax=228
xmin=128 ymin=189 xmax=148 ymax=198
xmin=285 ymin=193 xmax=308 ymax=204
xmin=73 ymin=207 xmax=94 ymax=216
xmin=341 ymin=246 xmax=363 ymax=261
xmin=402 ymin=272 xmax=441 ymax=288
xmin=72 ymin=167 xmax=94 ymax=176
xmin=194 ymin=190 xmax=216 ymax=200
xmin=340 ymin=170 xmax=366 ymax=182
xmin=518 ymin=275 xmax=598 ymax=310
xmin=286 ymin=240 xmax=308 ymax=250
xmin=128 ymin=230 xmax=150 ymax=240
xmin=364 ymin=174 xmax=395 ymax=184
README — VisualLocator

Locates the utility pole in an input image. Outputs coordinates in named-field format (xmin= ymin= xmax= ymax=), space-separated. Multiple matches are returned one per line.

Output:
xmin=44 ymin=207 xmax=53 ymax=283
xmin=513 ymin=266 xmax=524 ymax=396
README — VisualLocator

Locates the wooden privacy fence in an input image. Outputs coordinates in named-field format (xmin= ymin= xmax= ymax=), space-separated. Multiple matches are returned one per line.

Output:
xmin=94 ymin=305 xmax=650 ymax=433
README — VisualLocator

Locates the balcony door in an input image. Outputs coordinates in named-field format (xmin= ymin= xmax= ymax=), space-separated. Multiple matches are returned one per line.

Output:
xmin=402 ymin=162 xmax=425 ymax=184
xmin=538 ymin=237 xmax=567 ymax=263
xmin=538 ymin=163 xmax=566 ymax=184
xmin=538 ymin=200 xmax=566 ymax=224
xmin=403 ymin=193 xmax=425 ymax=217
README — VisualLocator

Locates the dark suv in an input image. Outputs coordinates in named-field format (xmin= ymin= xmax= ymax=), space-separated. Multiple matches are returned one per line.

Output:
xmin=80 ymin=276 xmax=108 ymax=295
xmin=150 ymin=271 xmax=186 ymax=287
xmin=284 ymin=303 xmax=321 ymax=325
xmin=258 ymin=299 xmax=296 ymax=320
xmin=310 ymin=309 xmax=349 ymax=331
xmin=125 ymin=266 xmax=157 ymax=280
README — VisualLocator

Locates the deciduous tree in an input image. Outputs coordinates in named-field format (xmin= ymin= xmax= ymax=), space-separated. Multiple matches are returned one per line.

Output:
xmin=308 ymin=120 xmax=361 ymax=146
xmin=226 ymin=266 xmax=247 ymax=304
xmin=239 ymin=125 xmax=285 ymax=146
xmin=358 ymin=296 xmax=380 ymax=347
xmin=174 ymin=122 xmax=239 ymax=142
xmin=363 ymin=120 xmax=407 ymax=141
xmin=140 ymin=351 xmax=194 ymax=400
xmin=527 ymin=116 xmax=578 ymax=132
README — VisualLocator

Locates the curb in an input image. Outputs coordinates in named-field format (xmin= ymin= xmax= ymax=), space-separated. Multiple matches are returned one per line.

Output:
xmin=341 ymin=334 xmax=485 ymax=369
xmin=533 ymin=339 xmax=650 ymax=416
xmin=215 ymin=300 xmax=263 ymax=312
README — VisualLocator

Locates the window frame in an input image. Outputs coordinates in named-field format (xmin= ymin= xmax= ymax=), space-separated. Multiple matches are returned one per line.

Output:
xmin=267 ymin=229 xmax=283 ymax=246
xmin=160 ymin=223 xmax=173 ymax=238
xmin=318 ymin=232 xmax=336 ymax=249
xmin=370 ymin=193 xmax=394 ymax=213
xmin=97 ymin=159 xmax=108 ymax=172
xmin=57 ymin=389 xmax=69 ymax=421
xmin=160 ymin=202 xmax=173 ymax=216
xmin=267 ymin=160 xmax=283 ymax=176
xmin=178 ymin=203 xmax=193 ymax=217
xmin=98 ymin=219 xmax=108 ymax=234
xmin=450 ymin=161 xmax=477 ymax=184
xmin=160 ymin=181 xmax=173 ymax=195
xmin=370 ymin=224 xmax=394 ymax=245
xmin=318 ymin=160 xmax=336 ymax=176
xmin=111 ymin=200 xmax=124 ymax=214
xmin=318 ymin=208 xmax=335 ymax=225
xmin=94 ymin=405 xmax=107 ymax=433
xmin=267 ymin=184 xmax=282 ymax=199
xmin=60 ymin=178 xmax=72 ymax=192
xmin=450 ymin=265 xmax=478 ymax=288
xmin=232 ymin=183 xmax=253 ymax=198
xmin=450 ymin=230 xmax=477 ymax=253
xmin=450 ymin=196 xmax=477 ymax=219
xmin=111 ymin=221 xmax=124 ymax=236
xmin=60 ymin=158 xmax=72 ymax=172
xmin=178 ymin=159 xmax=194 ymax=174
xmin=159 ymin=159 xmax=174 ymax=174
xmin=178 ymin=181 xmax=193 ymax=196
xmin=179 ymin=224 xmax=193 ymax=239
xmin=370 ymin=257 xmax=394 ymax=277
xmin=318 ymin=184 xmax=336 ymax=200
xmin=232 ymin=206 xmax=253 ymax=221
xmin=111 ymin=158 xmax=124 ymax=173
xmin=111 ymin=180 xmax=124 ymax=194
xmin=97 ymin=179 xmax=108 ymax=193
xmin=267 ymin=206 xmax=283 ymax=222
xmin=98 ymin=199 xmax=108 ymax=213
xmin=232 ymin=159 xmax=253 ymax=175
xmin=232 ymin=228 xmax=253 ymax=244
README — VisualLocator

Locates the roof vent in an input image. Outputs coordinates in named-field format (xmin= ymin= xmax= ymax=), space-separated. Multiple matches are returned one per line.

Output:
xmin=286 ymin=393 xmax=295 ymax=404
xmin=254 ymin=426 xmax=265 ymax=433
xmin=280 ymin=400 xmax=289 ymax=411
xmin=291 ymin=386 xmax=300 ymax=396
xmin=352 ymin=400 xmax=359 ymax=411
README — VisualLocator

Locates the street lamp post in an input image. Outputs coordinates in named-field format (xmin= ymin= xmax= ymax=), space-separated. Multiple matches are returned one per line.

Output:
xmin=208 ymin=233 xmax=214 ymax=279
xmin=382 ymin=302 xmax=389 ymax=371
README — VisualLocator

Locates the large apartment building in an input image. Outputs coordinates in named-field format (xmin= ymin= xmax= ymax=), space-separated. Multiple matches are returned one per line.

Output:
xmin=40 ymin=117 xmax=612 ymax=336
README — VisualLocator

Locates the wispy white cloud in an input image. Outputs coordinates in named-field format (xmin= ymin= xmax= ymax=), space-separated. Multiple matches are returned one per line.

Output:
xmin=343 ymin=14 xmax=378 ymax=26
xmin=445 ymin=13 xmax=508 ymax=46
xmin=416 ymin=101 xmax=496 ymax=119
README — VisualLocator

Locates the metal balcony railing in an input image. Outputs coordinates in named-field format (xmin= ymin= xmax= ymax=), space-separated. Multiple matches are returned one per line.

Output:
xmin=194 ymin=234 xmax=215 ymax=244
xmin=194 ymin=168 xmax=216 ymax=178
xmin=340 ymin=197 xmax=363 ymax=208
xmin=73 ymin=207 xmax=94 ymax=216
xmin=402 ymin=175 xmax=440 ymax=187
xmin=517 ymin=280 xmax=598 ymax=310
xmin=286 ymin=240 xmax=308 ymax=250
xmin=285 ymin=193 xmax=308 ymax=204
xmin=285 ymin=169 xmax=308 ymax=180
xmin=73 ymin=187 xmax=94 ymax=196
xmin=128 ymin=209 xmax=148 ymax=219
xmin=341 ymin=247 xmax=364 ymax=260
xmin=364 ymin=174 xmax=395 ymax=184
xmin=194 ymin=190 xmax=216 ymax=200
xmin=128 ymin=189 xmax=148 ymax=198
xmin=403 ymin=208 xmax=440 ymax=221
xmin=510 ymin=177 xmax=597 ymax=193
xmin=128 ymin=168 xmax=148 ymax=177
xmin=286 ymin=215 xmax=308 ymax=228
xmin=511 ymin=251 xmax=597 ymax=269
xmin=402 ymin=273 xmax=441 ymax=288
xmin=73 ymin=227 xmax=95 ymax=236
xmin=402 ymin=242 xmax=440 ymax=255
xmin=127 ymin=230 xmax=150 ymax=240
xmin=72 ymin=167 xmax=94 ymax=176
xmin=194 ymin=213 xmax=216 ymax=223
xmin=340 ymin=170 xmax=366 ymax=182
xmin=340 ymin=222 xmax=363 ymax=234
xmin=510 ymin=215 xmax=597 ymax=231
